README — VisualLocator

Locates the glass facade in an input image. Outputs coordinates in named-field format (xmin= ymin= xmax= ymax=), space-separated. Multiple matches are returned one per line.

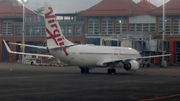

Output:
xmin=13 ymin=16 xmax=180 ymax=38
xmin=150 ymin=24 xmax=156 ymax=32
xmin=17 ymin=25 xmax=46 ymax=36
xmin=88 ymin=20 xmax=99 ymax=35
xmin=61 ymin=25 xmax=72 ymax=35
xmin=129 ymin=23 xmax=155 ymax=32
xmin=88 ymin=18 xmax=128 ymax=35
xmin=158 ymin=19 xmax=170 ymax=34
xmin=115 ymin=19 xmax=127 ymax=34
xmin=102 ymin=20 xmax=113 ymax=34
xmin=174 ymin=19 xmax=179 ymax=34
xmin=16 ymin=25 xmax=79 ymax=36
xmin=2 ymin=21 xmax=11 ymax=35
xmin=129 ymin=24 xmax=135 ymax=31
xmin=75 ymin=25 xmax=81 ymax=35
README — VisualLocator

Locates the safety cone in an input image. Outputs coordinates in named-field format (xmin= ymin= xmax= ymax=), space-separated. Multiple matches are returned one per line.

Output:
xmin=160 ymin=68 xmax=162 ymax=72
xmin=173 ymin=73 xmax=175 ymax=77
xmin=144 ymin=70 xmax=146 ymax=74
xmin=10 ymin=69 xmax=12 ymax=72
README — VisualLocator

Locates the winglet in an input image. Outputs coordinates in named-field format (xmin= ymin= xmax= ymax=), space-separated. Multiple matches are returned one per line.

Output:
xmin=3 ymin=40 xmax=12 ymax=53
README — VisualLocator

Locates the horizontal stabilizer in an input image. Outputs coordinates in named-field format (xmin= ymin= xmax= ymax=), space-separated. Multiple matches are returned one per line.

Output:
xmin=9 ymin=42 xmax=46 ymax=49
xmin=3 ymin=40 xmax=53 ymax=58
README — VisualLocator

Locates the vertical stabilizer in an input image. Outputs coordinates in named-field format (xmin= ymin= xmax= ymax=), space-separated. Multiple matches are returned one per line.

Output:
xmin=44 ymin=2 xmax=74 ymax=49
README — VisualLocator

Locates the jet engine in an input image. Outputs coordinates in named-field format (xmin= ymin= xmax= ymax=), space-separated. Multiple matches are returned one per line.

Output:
xmin=124 ymin=60 xmax=140 ymax=71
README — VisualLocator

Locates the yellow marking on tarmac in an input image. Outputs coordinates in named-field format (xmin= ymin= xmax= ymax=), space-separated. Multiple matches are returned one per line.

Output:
xmin=0 ymin=74 xmax=79 ymax=80
xmin=139 ymin=94 xmax=180 ymax=101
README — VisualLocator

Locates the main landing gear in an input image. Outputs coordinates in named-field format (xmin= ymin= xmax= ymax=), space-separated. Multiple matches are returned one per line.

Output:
xmin=79 ymin=67 xmax=89 ymax=74
xmin=79 ymin=67 xmax=117 ymax=74
xmin=107 ymin=67 xmax=116 ymax=74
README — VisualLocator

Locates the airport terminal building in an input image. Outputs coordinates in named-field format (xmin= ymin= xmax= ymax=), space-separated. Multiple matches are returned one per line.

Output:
xmin=0 ymin=0 xmax=180 ymax=65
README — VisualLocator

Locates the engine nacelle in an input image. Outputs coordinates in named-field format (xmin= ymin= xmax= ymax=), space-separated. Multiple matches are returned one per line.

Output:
xmin=124 ymin=60 xmax=140 ymax=71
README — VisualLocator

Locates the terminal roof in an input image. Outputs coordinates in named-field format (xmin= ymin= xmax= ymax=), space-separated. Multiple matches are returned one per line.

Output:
xmin=0 ymin=1 xmax=37 ymax=19
xmin=149 ymin=0 xmax=180 ymax=15
xmin=78 ymin=0 xmax=147 ymax=16
xmin=137 ymin=0 xmax=157 ymax=12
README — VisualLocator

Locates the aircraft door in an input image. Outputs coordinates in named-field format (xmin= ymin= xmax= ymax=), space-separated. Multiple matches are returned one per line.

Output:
xmin=112 ymin=49 xmax=118 ymax=58
xmin=71 ymin=48 xmax=76 ymax=60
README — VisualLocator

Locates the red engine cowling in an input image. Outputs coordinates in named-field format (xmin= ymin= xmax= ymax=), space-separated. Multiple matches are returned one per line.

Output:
xmin=124 ymin=60 xmax=140 ymax=71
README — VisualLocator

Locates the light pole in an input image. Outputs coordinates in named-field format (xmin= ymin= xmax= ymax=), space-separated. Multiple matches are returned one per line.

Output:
xmin=117 ymin=20 xmax=122 ymax=46
xmin=162 ymin=0 xmax=165 ymax=66
xmin=17 ymin=0 xmax=28 ymax=64
xmin=119 ymin=20 xmax=122 ymax=35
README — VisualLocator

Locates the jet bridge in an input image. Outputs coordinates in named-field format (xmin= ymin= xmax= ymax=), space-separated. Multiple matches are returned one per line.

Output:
xmin=133 ymin=40 xmax=145 ymax=52
xmin=157 ymin=40 xmax=168 ymax=52
xmin=145 ymin=39 xmax=168 ymax=52
xmin=102 ymin=39 xmax=133 ymax=48
xmin=101 ymin=38 xmax=168 ymax=52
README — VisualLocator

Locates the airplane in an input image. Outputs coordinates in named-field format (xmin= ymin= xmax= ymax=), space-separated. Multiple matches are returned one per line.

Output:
xmin=3 ymin=2 xmax=171 ymax=74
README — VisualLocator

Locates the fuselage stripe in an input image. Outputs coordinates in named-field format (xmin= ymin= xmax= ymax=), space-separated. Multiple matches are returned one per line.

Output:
xmin=63 ymin=48 xmax=69 ymax=56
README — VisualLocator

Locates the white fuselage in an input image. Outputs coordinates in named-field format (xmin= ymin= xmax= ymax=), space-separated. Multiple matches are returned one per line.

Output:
xmin=49 ymin=45 xmax=141 ymax=67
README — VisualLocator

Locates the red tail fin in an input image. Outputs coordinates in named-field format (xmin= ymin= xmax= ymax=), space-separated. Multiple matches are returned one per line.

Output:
xmin=173 ymin=40 xmax=176 ymax=55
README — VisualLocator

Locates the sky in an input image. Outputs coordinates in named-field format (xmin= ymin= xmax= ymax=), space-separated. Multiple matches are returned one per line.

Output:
xmin=25 ymin=0 xmax=170 ymax=14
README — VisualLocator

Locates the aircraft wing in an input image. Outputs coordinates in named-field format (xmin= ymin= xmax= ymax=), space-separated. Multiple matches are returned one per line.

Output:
xmin=3 ymin=40 xmax=53 ymax=58
xmin=9 ymin=42 xmax=46 ymax=49
xmin=99 ymin=54 xmax=172 ymax=66
xmin=136 ymin=54 xmax=171 ymax=59
xmin=120 ymin=54 xmax=172 ymax=62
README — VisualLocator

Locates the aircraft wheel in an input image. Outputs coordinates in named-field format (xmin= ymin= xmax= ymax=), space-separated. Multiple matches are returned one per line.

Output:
xmin=80 ymin=67 xmax=85 ymax=73
xmin=112 ymin=69 xmax=116 ymax=74
xmin=107 ymin=68 xmax=112 ymax=74
xmin=85 ymin=68 xmax=89 ymax=73
xmin=31 ymin=62 xmax=34 ymax=65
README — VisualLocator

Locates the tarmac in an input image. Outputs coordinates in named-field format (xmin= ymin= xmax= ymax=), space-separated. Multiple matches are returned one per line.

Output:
xmin=0 ymin=62 xmax=180 ymax=101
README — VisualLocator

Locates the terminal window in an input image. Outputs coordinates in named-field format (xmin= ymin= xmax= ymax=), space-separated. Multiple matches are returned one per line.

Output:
xmin=2 ymin=21 xmax=11 ymax=35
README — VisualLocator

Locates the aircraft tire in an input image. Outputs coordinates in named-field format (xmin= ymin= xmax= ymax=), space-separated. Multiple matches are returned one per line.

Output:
xmin=107 ymin=69 xmax=112 ymax=74
xmin=112 ymin=69 xmax=116 ymax=74
xmin=85 ymin=68 xmax=89 ymax=73
xmin=31 ymin=62 xmax=34 ymax=65
xmin=81 ymin=67 xmax=85 ymax=73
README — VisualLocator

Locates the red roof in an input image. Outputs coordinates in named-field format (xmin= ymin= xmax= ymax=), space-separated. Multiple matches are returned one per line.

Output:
xmin=78 ymin=0 xmax=147 ymax=16
xmin=149 ymin=0 xmax=180 ymax=15
xmin=0 ymin=1 xmax=37 ymax=18
xmin=137 ymin=1 xmax=157 ymax=12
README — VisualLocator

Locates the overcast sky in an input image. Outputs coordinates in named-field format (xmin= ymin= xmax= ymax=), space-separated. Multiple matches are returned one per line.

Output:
xmin=25 ymin=0 xmax=170 ymax=13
